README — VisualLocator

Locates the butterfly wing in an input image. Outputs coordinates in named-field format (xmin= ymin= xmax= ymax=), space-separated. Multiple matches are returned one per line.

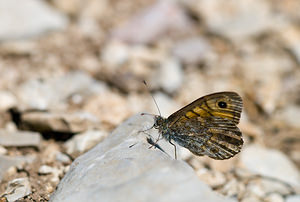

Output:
xmin=168 ymin=92 xmax=242 ymax=126
xmin=170 ymin=117 xmax=243 ymax=159
xmin=166 ymin=92 xmax=243 ymax=160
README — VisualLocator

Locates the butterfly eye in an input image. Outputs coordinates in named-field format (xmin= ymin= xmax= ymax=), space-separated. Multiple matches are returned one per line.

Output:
xmin=218 ymin=101 xmax=227 ymax=108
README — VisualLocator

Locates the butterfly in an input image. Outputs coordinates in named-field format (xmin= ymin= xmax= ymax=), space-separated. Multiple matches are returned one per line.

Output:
xmin=152 ymin=92 xmax=243 ymax=160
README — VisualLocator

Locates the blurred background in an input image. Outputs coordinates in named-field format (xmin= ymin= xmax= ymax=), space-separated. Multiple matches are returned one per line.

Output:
xmin=0 ymin=0 xmax=299 ymax=201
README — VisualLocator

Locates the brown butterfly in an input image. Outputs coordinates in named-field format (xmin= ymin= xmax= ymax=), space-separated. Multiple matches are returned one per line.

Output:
xmin=152 ymin=92 xmax=243 ymax=160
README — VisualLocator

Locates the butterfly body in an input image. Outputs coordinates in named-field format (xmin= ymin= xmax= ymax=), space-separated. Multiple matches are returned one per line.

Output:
xmin=153 ymin=92 xmax=243 ymax=160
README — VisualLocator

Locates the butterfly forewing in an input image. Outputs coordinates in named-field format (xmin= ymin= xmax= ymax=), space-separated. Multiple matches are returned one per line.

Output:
xmin=168 ymin=92 xmax=242 ymax=127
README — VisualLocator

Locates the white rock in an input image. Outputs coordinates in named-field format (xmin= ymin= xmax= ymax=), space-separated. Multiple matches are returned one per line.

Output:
xmin=241 ymin=196 xmax=261 ymax=202
xmin=112 ymin=0 xmax=193 ymax=44
xmin=0 ymin=91 xmax=16 ymax=110
xmin=286 ymin=195 xmax=300 ymax=202
xmin=275 ymin=105 xmax=300 ymax=128
xmin=17 ymin=71 xmax=107 ymax=110
xmin=263 ymin=193 xmax=284 ymax=202
xmin=195 ymin=0 xmax=285 ymax=41
xmin=197 ymin=169 xmax=226 ymax=188
xmin=38 ymin=165 xmax=56 ymax=175
xmin=172 ymin=37 xmax=211 ymax=65
xmin=252 ymin=178 xmax=293 ymax=196
xmin=0 ymin=130 xmax=41 ymax=147
xmin=155 ymin=58 xmax=183 ymax=94
xmin=0 ymin=0 xmax=68 ymax=40
xmin=56 ymin=152 xmax=71 ymax=164
xmin=4 ymin=178 xmax=31 ymax=202
xmin=21 ymin=111 xmax=99 ymax=134
xmin=101 ymin=41 xmax=130 ymax=68
xmin=50 ymin=114 xmax=236 ymax=202
xmin=64 ymin=130 xmax=107 ymax=156
xmin=221 ymin=178 xmax=244 ymax=197
xmin=240 ymin=144 xmax=300 ymax=188
xmin=0 ymin=155 xmax=36 ymax=181
xmin=0 ymin=145 xmax=7 ymax=155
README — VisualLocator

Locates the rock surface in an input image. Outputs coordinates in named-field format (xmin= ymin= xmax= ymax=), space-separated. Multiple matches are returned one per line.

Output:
xmin=50 ymin=114 xmax=235 ymax=202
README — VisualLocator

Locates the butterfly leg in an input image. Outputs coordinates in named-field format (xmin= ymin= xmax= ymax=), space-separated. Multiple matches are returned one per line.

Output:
xmin=149 ymin=132 xmax=162 ymax=149
xmin=169 ymin=140 xmax=177 ymax=160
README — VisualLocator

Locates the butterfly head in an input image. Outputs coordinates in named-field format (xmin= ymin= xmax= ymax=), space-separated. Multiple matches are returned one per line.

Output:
xmin=153 ymin=115 xmax=168 ymax=130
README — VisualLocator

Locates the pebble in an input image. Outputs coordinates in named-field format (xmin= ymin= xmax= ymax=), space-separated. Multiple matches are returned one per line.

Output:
xmin=196 ymin=169 xmax=226 ymax=188
xmin=3 ymin=178 xmax=31 ymax=202
xmin=112 ymin=0 xmax=193 ymax=44
xmin=0 ymin=129 xmax=41 ymax=147
xmin=0 ymin=0 xmax=68 ymax=40
xmin=192 ymin=0 xmax=283 ymax=41
xmin=275 ymin=105 xmax=300 ymax=128
xmin=263 ymin=193 xmax=284 ymax=202
xmin=286 ymin=195 xmax=300 ymax=202
xmin=64 ymin=130 xmax=108 ymax=157
xmin=16 ymin=71 xmax=107 ymax=110
xmin=101 ymin=41 xmax=130 ymax=68
xmin=20 ymin=111 xmax=99 ymax=134
xmin=55 ymin=152 xmax=71 ymax=164
xmin=0 ymin=91 xmax=16 ymax=111
xmin=0 ymin=146 xmax=7 ymax=155
xmin=172 ymin=37 xmax=211 ymax=65
xmin=154 ymin=57 xmax=183 ymax=94
xmin=0 ymin=155 xmax=36 ymax=181
xmin=38 ymin=165 xmax=56 ymax=175
xmin=240 ymin=144 xmax=300 ymax=188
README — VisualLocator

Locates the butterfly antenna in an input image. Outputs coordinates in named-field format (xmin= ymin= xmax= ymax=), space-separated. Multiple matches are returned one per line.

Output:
xmin=143 ymin=80 xmax=162 ymax=116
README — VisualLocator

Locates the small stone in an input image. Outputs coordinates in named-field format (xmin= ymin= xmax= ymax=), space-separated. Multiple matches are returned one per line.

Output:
xmin=275 ymin=105 xmax=300 ymax=128
xmin=172 ymin=37 xmax=211 ymax=65
xmin=0 ymin=0 xmax=68 ymax=40
xmin=83 ymin=92 xmax=132 ymax=127
xmin=64 ymin=130 xmax=107 ymax=156
xmin=3 ymin=178 xmax=31 ymax=202
xmin=55 ymin=152 xmax=71 ymax=164
xmin=241 ymin=195 xmax=261 ymax=202
xmin=246 ymin=180 xmax=266 ymax=197
xmin=153 ymin=57 xmax=183 ymax=94
xmin=240 ymin=144 xmax=300 ymax=188
xmin=0 ymin=130 xmax=41 ymax=147
xmin=0 ymin=146 xmax=7 ymax=155
xmin=16 ymin=71 xmax=107 ymax=110
xmin=196 ymin=169 xmax=226 ymax=188
xmin=112 ymin=0 xmax=193 ymax=44
xmin=101 ymin=41 xmax=130 ymax=68
xmin=42 ymin=143 xmax=61 ymax=164
xmin=20 ymin=111 xmax=99 ymax=134
xmin=0 ymin=91 xmax=16 ymax=111
xmin=221 ymin=178 xmax=244 ymax=197
xmin=281 ymin=26 xmax=300 ymax=64
xmin=263 ymin=193 xmax=284 ymax=202
xmin=192 ymin=0 xmax=283 ymax=41
xmin=38 ymin=165 xmax=55 ymax=175
xmin=286 ymin=195 xmax=300 ymax=202
xmin=0 ymin=155 xmax=36 ymax=181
